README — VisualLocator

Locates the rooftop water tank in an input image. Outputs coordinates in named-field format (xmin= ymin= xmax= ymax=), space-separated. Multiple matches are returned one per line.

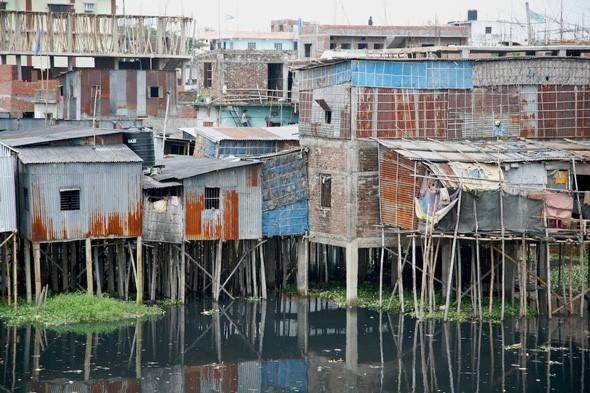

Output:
xmin=123 ymin=128 xmax=155 ymax=167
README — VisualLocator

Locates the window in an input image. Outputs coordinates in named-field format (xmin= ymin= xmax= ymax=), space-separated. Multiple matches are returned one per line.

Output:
xmin=485 ymin=26 xmax=492 ymax=34
xmin=340 ymin=43 xmax=351 ymax=49
xmin=205 ymin=187 xmax=220 ymax=209
xmin=149 ymin=86 xmax=161 ymax=98
xmin=60 ymin=188 xmax=80 ymax=211
xmin=247 ymin=42 xmax=256 ymax=50
xmin=304 ymin=43 xmax=312 ymax=57
xmin=329 ymin=43 xmax=337 ymax=49
xmin=48 ymin=3 xmax=73 ymax=12
xmin=84 ymin=2 xmax=95 ymax=12
xmin=357 ymin=43 xmax=368 ymax=49
xmin=374 ymin=43 xmax=384 ymax=49
xmin=59 ymin=85 xmax=64 ymax=96
xmin=274 ymin=42 xmax=283 ymax=50
xmin=320 ymin=175 xmax=331 ymax=208
xmin=315 ymin=99 xmax=332 ymax=124
xmin=203 ymin=62 xmax=212 ymax=88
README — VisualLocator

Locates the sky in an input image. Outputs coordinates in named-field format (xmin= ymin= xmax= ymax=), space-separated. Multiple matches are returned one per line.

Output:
xmin=121 ymin=0 xmax=589 ymax=34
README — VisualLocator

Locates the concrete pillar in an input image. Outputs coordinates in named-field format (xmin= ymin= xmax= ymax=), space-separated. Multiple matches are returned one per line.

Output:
xmin=33 ymin=242 xmax=41 ymax=301
xmin=345 ymin=307 xmax=358 ymax=371
xmin=16 ymin=55 xmax=22 ymax=81
xmin=136 ymin=236 xmax=143 ymax=304
xmin=296 ymin=237 xmax=309 ymax=296
xmin=85 ymin=238 xmax=93 ymax=295
xmin=346 ymin=240 xmax=358 ymax=306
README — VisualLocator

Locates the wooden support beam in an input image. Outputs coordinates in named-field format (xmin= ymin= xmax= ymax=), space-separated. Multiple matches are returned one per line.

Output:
xmin=33 ymin=242 xmax=41 ymax=302
xmin=136 ymin=236 xmax=143 ymax=305
xmin=85 ymin=238 xmax=93 ymax=295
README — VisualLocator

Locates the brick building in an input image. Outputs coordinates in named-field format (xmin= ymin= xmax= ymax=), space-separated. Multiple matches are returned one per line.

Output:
xmin=296 ymin=47 xmax=590 ymax=303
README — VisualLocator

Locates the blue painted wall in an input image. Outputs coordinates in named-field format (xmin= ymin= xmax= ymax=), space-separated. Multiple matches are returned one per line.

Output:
xmin=219 ymin=105 xmax=298 ymax=128
xmin=262 ymin=200 xmax=308 ymax=236
xmin=351 ymin=60 xmax=473 ymax=89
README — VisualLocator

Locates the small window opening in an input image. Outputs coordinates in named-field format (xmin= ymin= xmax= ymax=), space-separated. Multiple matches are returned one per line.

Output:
xmin=23 ymin=188 xmax=29 ymax=211
xmin=304 ymin=43 xmax=312 ymax=57
xmin=320 ymin=174 xmax=331 ymax=208
xmin=60 ymin=188 xmax=80 ymax=211
xmin=485 ymin=26 xmax=492 ymax=34
xmin=149 ymin=86 xmax=161 ymax=98
xmin=203 ymin=62 xmax=213 ymax=88
xmin=205 ymin=187 xmax=220 ymax=209
xmin=247 ymin=42 xmax=256 ymax=50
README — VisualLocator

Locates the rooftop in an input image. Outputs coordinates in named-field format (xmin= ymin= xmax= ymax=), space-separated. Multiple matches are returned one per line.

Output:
xmin=153 ymin=155 xmax=260 ymax=181
xmin=0 ymin=127 xmax=124 ymax=147
xmin=17 ymin=144 xmax=142 ymax=164
xmin=181 ymin=125 xmax=299 ymax=142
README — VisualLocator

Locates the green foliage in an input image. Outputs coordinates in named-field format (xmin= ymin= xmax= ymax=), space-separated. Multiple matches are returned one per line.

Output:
xmin=309 ymin=283 xmax=532 ymax=322
xmin=0 ymin=293 xmax=164 ymax=329
xmin=551 ymin=263 xmax=589 ymax=294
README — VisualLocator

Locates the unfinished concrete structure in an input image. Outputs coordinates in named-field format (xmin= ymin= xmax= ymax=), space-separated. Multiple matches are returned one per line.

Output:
xmin=296 ymin=47 xmax=590 ymax=312
xmin=298 ymin=24 xmax=469 ymax=59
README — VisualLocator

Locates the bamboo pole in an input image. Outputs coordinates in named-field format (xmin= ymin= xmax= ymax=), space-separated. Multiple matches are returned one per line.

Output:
xmin=397 ymin=232 xmax=405 ymax=313
xmin=12 ymin=233 xmax=17 ymax=307
xmin=85 ymin=238 xmax=93 ymax=295
xmin=411 ymin=236 xmax=419 ymax=317
xmin=444 ymin=189 xmax=462 ymax=320
xmin=489 ymin=246 xmax=495 ymax=314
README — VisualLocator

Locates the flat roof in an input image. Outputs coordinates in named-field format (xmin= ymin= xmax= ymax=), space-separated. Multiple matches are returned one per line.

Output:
xmin=153 ymin=155 xmax=260 ymax=181
xmin=181 ymin=125 xmax=299 ymax=143
xmin=0 ymin=127 xmax=124 ymax=147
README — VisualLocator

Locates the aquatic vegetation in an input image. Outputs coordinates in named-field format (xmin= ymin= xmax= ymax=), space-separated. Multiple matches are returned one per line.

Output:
xmin=308 ymin=283 xmax=529 ymax=322
xmin=0 ymin=292 xmax=164 ymax=328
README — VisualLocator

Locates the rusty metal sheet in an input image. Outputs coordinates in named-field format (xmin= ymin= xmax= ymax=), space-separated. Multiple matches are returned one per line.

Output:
xmin=538 ymin=85 xmax=590 ymax=138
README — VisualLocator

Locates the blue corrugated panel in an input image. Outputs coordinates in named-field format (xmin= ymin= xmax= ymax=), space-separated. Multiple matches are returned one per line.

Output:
xmin=332 ymin=61 xmax=352 ymax=85
xmin=204 ymin=139 xmax=216 ymax=158
xmin=261 ymin=359 xmax=307 ymax=391
xmin=352 ymin=60 xmax=473 ymax=89
xmin=262 ymin=200 xmax=308 ymax=237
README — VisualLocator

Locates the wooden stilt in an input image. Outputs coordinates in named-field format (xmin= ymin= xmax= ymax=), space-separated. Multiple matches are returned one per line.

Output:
xmin=136 ymin=236 xmax=143 ymax=305
xmin=489 ymin=245 xmax=495 ymax=314
xmin=397 ymin=232 xmax=404 ymax=313
xmin=85 ymin=238 xmax=93 ymax=295
xmin=581 ymin=241 xmax=586 ymax=317
xmin=116 ymin=242 xmax=125 ymax=298
xmin=251 ymin=241 xmax=258 ymax=298
xmin=93 ymin=244 xmax=102 ymax=296
xmin=180 ymin=241 xmax=186 ymax=304
xmin=260 ymin=244 xmax=267 ymax=299
xmin=24 ymin=240 xmax=32 ymax=303
xmin=411 ymin=236 xmax=419 ymax=318
xmin=69 ymin=242 xmax=77 ymax=291
xmin=12 ymin=233 xmax=17 ymax=306
xmin=33 ymin=242 xmax=42 ymax=301
xmin=444 ymin=189 xmax=462 ymax=321
xmin=213 ymin=240 xmax=222 ymax=302
xmin=107 ymin=244 xmax=115 ymax=294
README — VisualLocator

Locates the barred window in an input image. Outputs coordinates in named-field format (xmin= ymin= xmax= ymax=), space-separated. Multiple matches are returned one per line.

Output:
xmin=60 ymin=188 xmax=80 ymax=211
xmin=320 ymin=174 xmax=331 ymax=208
xmin=205 ymin=187 xmax=220 ymax=209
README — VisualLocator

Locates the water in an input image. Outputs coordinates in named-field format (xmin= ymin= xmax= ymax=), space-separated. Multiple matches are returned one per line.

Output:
xmin=0 ymin=295 xmax=588 ymax=392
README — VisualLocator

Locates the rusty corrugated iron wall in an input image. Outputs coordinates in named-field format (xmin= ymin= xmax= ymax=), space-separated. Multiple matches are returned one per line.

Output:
xmin=379 ymin=148 xmax=422 ymax=230
xmin=183 ymin=165 xmax=262 ymax=241
xmin=59 ymin=70 xmax=177 ymax=120
xmin=20 ymin=162 xmax=142 ymax=242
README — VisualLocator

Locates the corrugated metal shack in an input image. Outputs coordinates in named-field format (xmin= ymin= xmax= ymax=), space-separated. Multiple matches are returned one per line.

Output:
xmin=142 ymin=155 xmax=263 ymax=301
xmin=295 ymin=51 xmax=590 ymax=307
xmin=182 ymin=126 xmax=299 ymax=158
xmin=57 ymin=69 xmax=177 ymax=120
xmin=378 ymin=138 xmax=590 ymax=319
xmin=15 ymin=144 xmax=145 ymax=304
xmin=0 ymin=142 xmax=17 ymax=305
xmin=258 ymin=148 xmax=309 ymax=294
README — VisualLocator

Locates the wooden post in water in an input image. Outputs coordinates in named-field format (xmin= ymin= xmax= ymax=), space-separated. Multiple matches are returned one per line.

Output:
xmin=180 ymin=241 xmax=186 ymax=304
xmin=93 ymin=244 xmax=102 ymax=296
xmin=260 ymin=242 xmax=268 ymax=299
xmin=12 ymin=233 xmax=17 ymax=306
xmin=33 ymin=242 xmax=42 ymax=301
xmin=213 ymin=240 xmax=222 ymax=302
xmin=24 ymin=240 xmax=32 ymax=303
xmin=116 ymin=242 xmax=125 ymax=298
xmin=136 ymin=236 xmax=143 ymax=305
xmin=85 ymin=238 xmax=93 ymax=295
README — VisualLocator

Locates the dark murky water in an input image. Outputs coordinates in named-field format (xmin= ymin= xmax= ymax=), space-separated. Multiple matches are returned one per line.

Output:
xmin=0 ymin=295 xmax=588 ymax=392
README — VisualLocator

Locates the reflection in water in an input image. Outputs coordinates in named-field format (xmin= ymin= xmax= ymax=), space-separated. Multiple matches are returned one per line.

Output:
xmin=0 ymin=295 xmax=588 ymax=392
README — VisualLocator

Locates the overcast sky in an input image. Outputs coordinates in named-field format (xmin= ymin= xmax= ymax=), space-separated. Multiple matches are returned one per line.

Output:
xmin=121 ymin=0 xmax=589 ymax=33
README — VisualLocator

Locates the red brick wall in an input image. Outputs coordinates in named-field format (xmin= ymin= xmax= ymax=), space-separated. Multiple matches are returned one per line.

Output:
xmin=0 ymin=77 xmax=57 ymax=117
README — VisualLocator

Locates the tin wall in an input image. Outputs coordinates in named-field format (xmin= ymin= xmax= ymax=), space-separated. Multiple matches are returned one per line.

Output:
xmin=20 ymin=162 xmax=142 ymax=242
xmin=260 ymin=150 xmax=308 ymax=236
xmin=379 ymin=148 xmax=421 ymax=230
xmin=0 ymin=146 xmax=16 ymax=233
xmin=184 ymin=165 xmax=262 ymax=240
xmin=59 ymin=70 xmax=177 ymax=120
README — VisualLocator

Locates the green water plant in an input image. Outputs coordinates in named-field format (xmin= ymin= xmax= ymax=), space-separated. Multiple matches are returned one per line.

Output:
xmin=0 ymin=292 xmax=164 ymax=328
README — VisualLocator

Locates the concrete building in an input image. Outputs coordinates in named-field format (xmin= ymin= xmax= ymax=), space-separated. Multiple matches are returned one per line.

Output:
xmin=0 ymin=0 xmax=115 ymax=13
xmin=298 ymin=24 xmax=469 ymax=59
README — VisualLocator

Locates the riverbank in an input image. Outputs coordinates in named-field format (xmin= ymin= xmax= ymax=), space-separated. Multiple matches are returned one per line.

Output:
xmin=0 ymin=292 xmax=163 ymax=328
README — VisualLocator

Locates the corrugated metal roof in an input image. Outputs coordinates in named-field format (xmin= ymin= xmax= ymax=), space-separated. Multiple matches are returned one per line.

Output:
xmin=0 ymin=127 xmax=124 ymax=147
xmin=181 ymin=125 xmax=299 ymax=142
xmin=153 ymin=155 xmax=260 ymax=181
xmin=377 ymin=138 xmax=590 ymax=163
xmin=142 ymin=176 xmax=182 ymax=189
xmin=17 ymin=144 xmax=142 ymax=164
